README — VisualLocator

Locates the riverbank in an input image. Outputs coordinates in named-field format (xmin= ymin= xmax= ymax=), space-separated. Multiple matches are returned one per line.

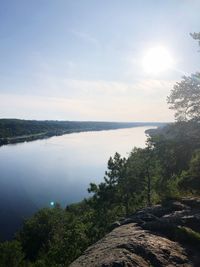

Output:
xmin=0 ymin=119 xmax=165 ymax=146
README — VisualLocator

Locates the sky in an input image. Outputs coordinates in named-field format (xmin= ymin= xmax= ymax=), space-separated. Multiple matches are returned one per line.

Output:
xmin=0 ymin=0 xmax=200 ymax=122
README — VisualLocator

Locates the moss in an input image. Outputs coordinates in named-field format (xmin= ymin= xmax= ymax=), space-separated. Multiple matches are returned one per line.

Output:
xmin=175 ymin=226 xmax=200 ymax=248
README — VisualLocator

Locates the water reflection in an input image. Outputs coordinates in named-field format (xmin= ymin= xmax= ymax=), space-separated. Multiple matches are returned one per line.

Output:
xmin=0 ymin=126 xmax=155 ymax=239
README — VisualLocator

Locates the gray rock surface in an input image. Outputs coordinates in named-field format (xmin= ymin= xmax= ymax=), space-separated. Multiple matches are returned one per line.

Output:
xmin=70 ymin=198 xmax=200 ymax=267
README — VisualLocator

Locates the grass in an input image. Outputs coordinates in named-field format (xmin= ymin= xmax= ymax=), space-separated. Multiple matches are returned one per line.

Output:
xmin=175 ymin=226 xmax=200 ymax=248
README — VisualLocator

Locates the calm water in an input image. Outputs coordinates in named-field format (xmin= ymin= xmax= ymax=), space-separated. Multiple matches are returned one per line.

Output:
xmin=0 ymin=126 xmax=155 ymax=239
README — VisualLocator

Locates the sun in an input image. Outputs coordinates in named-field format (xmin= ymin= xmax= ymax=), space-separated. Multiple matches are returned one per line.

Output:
xmin=142 ymin=46 xmax=174 ymax=74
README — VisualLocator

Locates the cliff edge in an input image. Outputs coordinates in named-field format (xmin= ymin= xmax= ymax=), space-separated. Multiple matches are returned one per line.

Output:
xmin=70 ymin=198 xmax=200 ymax=267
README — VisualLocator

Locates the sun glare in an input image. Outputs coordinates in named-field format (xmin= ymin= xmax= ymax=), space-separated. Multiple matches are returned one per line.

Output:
xmin=142 ymin=46 xmax=174 ymax=74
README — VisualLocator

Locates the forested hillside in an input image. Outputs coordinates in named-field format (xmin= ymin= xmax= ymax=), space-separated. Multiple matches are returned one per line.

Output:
xmin=0 ymin=119 xmax=163 ymax=146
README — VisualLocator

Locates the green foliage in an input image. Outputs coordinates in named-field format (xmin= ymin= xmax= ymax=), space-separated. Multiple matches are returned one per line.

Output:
xmin=88 ymin=152 xmax=128 ymax=234
xmin=175 ymin=226 xmax=200 ymax=248
xmin=0 ymin=240 xmax=25 ymax=267
xmin=167 ymin=73 xmax=200 ymax=121
xmin=17 ymin=204 xmax=92 ymax=266
xmin=148 ymin=120 xmax=200 ymax=199
xmin=167 ymin=33 xmax=200 ymax=122
xmin=179 ymin=149 xmax=200 ymax=194
xmin=19 ymin=207 xmax=62 ymax=260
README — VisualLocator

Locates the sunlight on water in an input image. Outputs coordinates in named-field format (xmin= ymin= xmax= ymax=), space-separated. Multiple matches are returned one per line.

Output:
xmin=0 ymin=126 xmax=156 ymax=238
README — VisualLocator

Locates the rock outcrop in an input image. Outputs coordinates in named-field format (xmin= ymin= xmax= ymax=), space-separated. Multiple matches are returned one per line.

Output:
xmin=70 ymin=198 xmax=200 ymax=267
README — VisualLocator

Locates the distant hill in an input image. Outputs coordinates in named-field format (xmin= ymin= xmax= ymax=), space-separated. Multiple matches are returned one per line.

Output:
xmin=0 ymin=119 xmax=166 ymax=146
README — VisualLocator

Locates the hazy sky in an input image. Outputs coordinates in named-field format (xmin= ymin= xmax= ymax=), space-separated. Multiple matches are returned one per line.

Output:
xmin=0 ymin=0 xmax=200 ymax=122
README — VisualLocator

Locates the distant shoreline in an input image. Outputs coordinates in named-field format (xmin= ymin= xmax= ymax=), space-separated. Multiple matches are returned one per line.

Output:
xmin=0 ymin=119 xmax=166 ymax=146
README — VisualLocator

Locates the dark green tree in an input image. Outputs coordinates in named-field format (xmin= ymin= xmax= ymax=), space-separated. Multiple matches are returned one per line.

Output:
xmin=179 ymin=149 xmax=200 ymax=194
xmin=0 ymin=241 xmax=25 ymax=267
xmin=167 ymin=72 xmax=200 ymax=121
xmin=126 ymin=147 xmax=155 ymax=207
xmin=88 ymin=153 xmax=127 ymax=232
xmin=167 ymin=32 xmax=200 ymax=121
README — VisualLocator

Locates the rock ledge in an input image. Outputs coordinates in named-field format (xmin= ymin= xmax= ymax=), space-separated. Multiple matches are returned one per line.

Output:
xmin=70 ymin=198 xmax=200 ymax=267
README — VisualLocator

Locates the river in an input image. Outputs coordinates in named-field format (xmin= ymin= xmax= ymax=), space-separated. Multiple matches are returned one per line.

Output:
xmin=0 ymin=126 xmax=155 ymax=239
